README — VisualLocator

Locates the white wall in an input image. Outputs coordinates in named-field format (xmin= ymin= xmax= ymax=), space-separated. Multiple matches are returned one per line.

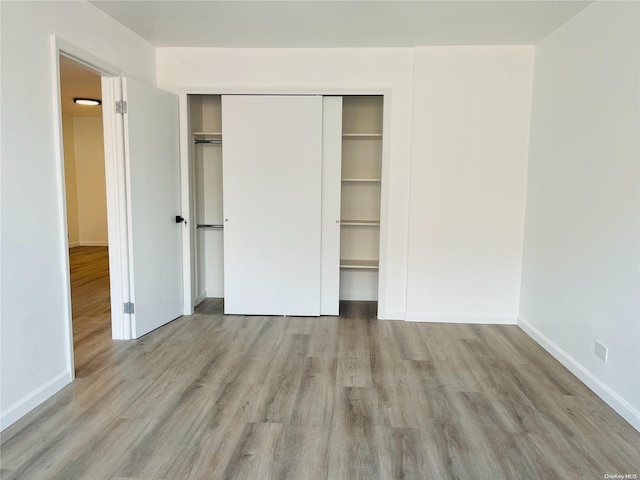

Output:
xmin=519 ymin=1 xmax=640 ymax=430
xmin=74 ymin=117 xmax=108 ymax=245
xmin=0 ymin=0 xmax=155 ymax=430
xmin=62 ymin=115 xmax=80 ymax=246
xmin=157 ymin=47 xmax=534 ymax=323
xmin=63 ymin=116 xmax=108 ymax=247
xmin=406 ymin=46 xmax=534 ymax=323
xmin=157 ymin=48 xmax=416 ymax=320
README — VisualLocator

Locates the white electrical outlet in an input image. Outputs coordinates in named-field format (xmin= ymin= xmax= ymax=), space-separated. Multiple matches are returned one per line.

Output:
xmin=594 ymin=341 xmax=608 ymax=362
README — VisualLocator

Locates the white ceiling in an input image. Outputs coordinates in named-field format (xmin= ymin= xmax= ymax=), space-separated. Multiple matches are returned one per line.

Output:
xmin=90 ymin=0 xmax=593 ymax=48
xmin=60 ymin=55 xmax=102 ymax=118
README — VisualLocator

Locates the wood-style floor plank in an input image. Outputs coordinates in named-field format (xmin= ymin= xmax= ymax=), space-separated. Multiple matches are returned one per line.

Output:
xmin=328 ymin=387 xmax=381 ymax=480
xmin=2 ymin=247 xmax=639 ymax=479
xmin=376 ymin=427 xmax=425 ymax=480
xmin=222 ymin=422 xmax=285 ymax=480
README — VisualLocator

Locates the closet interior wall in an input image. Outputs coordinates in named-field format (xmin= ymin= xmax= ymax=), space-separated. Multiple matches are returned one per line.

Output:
xmin=190 ymin=95 xmax=224 ymax=304
xmin=340 ymin=96 xmax=383 ymax=302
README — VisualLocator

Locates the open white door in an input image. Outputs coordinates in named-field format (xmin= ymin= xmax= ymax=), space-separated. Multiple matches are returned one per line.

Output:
xmin=123 ymin=77 xmax=183 ymax=338
xmin=222 ymin=95 xmax=323 ymax=316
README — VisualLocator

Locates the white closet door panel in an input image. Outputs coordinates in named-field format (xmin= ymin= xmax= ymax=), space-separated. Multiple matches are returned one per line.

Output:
xmin=222 ymin=95 xmax=322 ymax=316
xmin=320 ymin=97 xmax=343 ymax=316
xmin=123 ymin=77 xmax=183 ymax=338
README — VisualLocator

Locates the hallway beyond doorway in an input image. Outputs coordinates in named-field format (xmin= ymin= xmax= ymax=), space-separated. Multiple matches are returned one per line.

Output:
xmin=69 ymin=246 xmax=111 ymax=378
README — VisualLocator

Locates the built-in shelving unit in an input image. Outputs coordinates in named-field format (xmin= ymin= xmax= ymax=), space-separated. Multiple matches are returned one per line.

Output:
xmin=339 ymin=96 xmax=383 ymax=301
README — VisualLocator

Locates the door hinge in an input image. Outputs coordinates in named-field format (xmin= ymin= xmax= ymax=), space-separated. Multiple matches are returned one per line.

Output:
xmin=124 ymin=302 xmax=135 ymax=314
xmin=115 ymin=100 xmax=128 ymax=114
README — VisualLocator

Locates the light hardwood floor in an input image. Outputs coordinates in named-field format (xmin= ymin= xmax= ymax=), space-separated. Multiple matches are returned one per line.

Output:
xmin=68 ymin=246 xmax=114 ymax=379
xmin=1 ymin=247 xmax=639 ymax=479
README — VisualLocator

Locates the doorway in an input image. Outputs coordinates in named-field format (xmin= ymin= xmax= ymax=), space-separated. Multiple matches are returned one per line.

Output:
xmin=54 ymin=40 xmax=184 ymax=381
xmin=59 ymin=55 xmax=112 ymax=377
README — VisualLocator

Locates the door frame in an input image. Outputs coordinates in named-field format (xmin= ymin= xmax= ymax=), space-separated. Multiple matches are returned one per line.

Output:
xmin=50 ymin=36 xmax=132 ymax=382
xmin=178 ymin=87 xmax=392 ymax=318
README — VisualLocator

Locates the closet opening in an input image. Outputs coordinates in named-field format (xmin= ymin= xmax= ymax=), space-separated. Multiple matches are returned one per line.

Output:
xmin=338 ymin=95 xmax=384 ymax=315
xmin=59 ymin=55 xmax=111 ymax=377
xmin=189 ymin=95 xmax=224 ymax=310
xmin=186 ymin=93 xmax=385 ymax=318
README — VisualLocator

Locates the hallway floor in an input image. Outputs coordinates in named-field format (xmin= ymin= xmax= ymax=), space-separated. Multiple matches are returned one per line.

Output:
xmin=68 ymin=246 xmax=116 ymax=378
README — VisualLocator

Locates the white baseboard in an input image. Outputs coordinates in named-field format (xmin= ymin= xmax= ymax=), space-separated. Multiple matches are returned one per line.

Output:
xmin=405 ymin=312 xmax=517 ymax=324
xmin=68 ymin=241 xmax=80 ymax=248
xmin=206 ymin=289 xmax=224 ymax=298
xmin=0 ymin=370 xmax=72 ymax=431
xmin=378 ymin=309 xmax=405 ymax=321
xmin=79 ymin=241 xmax=108 ymax=247
xmin=518 ymin=316 xmax=640 ymax=432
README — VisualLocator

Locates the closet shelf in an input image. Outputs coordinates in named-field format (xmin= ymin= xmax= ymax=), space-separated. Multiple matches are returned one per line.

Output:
xmin=340 ymin=220 xmax=380 ymax=226
xmin=192 ymin=131 xmax=222 ymax=136
xmin=341 ymin=178 xmax=381 ymax=183
xmin=342 ymin=133 xmax=382 ymax=138
xmin=340 ymin=259 xmax=379 ymax=270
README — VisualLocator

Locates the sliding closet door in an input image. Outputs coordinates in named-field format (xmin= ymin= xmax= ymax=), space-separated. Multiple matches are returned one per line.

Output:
xmin=222 ymin=95 xmax=322 ymax=316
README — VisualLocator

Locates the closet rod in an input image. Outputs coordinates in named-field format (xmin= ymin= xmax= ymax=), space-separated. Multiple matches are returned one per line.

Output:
xmin=194 ymin=139 xmax=222 ymax=145
xmin=197 ymin=224 xmax=224 ymax=229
